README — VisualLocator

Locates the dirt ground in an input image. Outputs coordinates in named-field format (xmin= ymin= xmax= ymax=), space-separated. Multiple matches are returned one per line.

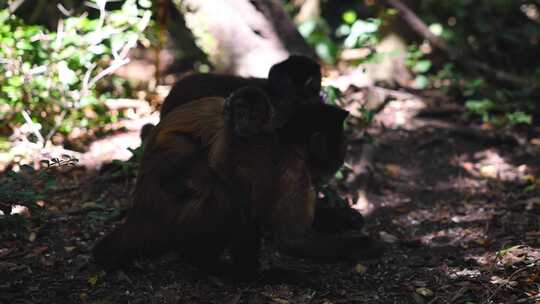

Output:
xmin=1 ymin=89 xmax=539 ymax=304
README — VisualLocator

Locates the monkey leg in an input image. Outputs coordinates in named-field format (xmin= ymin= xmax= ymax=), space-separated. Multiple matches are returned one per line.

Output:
xmin=230 ymin=217 xmax=261 ymax=279
xmin=169 ymin=175 xmax=252 ymax=275
xmin=179 ymin=216 xmax=261 ymax=278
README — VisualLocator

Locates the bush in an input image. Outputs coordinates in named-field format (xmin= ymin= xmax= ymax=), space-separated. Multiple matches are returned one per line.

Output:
xmin=408 ymin=0 xmax=539 ymax=125
xmin=0 ymin=0 xmax=152 ymax=144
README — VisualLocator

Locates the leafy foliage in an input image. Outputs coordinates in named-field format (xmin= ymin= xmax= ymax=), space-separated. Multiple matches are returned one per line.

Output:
xmin=411 ymin=1 xmax=539 ymax=125
xmin=0 ymin=0 xmax=151 ymax=143
xmin=298 ymin=18 xmax=339 ymax=64
xmin=293 ymin=1 xmax=539 ymax=126
xmin=298 ymin=9 xmax=380 ymax=65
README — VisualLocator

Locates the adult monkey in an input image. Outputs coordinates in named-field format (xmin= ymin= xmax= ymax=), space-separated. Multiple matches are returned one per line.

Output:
xmin=160 ymin=55 xmax=322 ymax=126
xmin=94 ymin=87 xmax=369 ymax=277
xmin=152 ymin=55 xmax=365 ymax=233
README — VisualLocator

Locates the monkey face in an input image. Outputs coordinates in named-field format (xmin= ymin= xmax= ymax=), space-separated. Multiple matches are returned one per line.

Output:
xmin=232 ymin=99 xmax=268 ymax=137
xmin=226 ymin=87 xmax=272 ymax=138
xmin=276 ymin=103 xmax=349 ymax=179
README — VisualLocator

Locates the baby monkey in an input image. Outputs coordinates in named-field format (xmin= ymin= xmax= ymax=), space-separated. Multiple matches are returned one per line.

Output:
xmin=224 ymin=86 xmax=274 ymax=138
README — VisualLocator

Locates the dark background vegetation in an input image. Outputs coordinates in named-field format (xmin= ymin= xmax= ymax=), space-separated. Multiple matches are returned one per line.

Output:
xmin=1 ymin=0 xmax=539 ymax=303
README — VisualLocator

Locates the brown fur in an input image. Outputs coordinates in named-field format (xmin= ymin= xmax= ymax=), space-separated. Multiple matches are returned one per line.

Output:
xmin=93 ymin=93 xmax=318 ymax=275
xmin=154 ymin=56 xmax=349 ymax=183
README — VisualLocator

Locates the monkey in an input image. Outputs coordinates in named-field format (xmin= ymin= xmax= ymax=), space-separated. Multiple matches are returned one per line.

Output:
xmin=140 ymin=55 xmax=322 ymax=144
xmin=93 ymin=87 xmax=269 ymax=274
xmin=93 ymin=87 xmax=313 ymax=276
xmin=149 ymin=55 xmax=365 ymax=233
xmin=93 ymin=87 xmax=382 ymax=277
xmin=220 ymin=97 xmax=383 ymax=261
xmin=152 ymin=56 xmax=339 ymax=180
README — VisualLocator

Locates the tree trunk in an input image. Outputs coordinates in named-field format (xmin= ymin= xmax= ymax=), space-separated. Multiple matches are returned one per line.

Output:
xmin=173 ymin=0 xmax=315 ymax=77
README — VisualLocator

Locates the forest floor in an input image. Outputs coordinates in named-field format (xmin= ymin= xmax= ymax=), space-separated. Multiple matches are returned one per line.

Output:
xmin=1 ymin=87 xmax=540 ymax=304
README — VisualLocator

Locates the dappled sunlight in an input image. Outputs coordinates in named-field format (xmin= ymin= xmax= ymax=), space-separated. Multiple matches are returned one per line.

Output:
xmin=456 ymin=148 xmax=535 ymax=183
xmin=375 ymin=99 xmax=427 ymax=130
xmin=2 ymin=0 xmax=539 ymax=303
xmin=0 ymin=204 xmax=31 ymax=217
xmin=419 ymin=226 xmax=487 ymax=247
xmin=339 ymin=81 xmax=540 ymax=300
xmin=81 ymin=112 xmax=159 ymax=170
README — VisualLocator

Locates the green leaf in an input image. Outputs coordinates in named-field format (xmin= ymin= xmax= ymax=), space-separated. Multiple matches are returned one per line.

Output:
xmin=88 ymin=44 xmax=108 ymax=55
xmin=465 ymin=99 xmax=494 ymax=114
xmin=15 ymin=40 xmax=32 ymax=50
xmin=413 ymin=60 xmax=432 ymax=73
xmin=335 ymin=24 xmax=351 ymax=37
xmin=322 ymin=85 xmax=341 ymax=105
xmin=138 ymin=0 xmax=152 ymax=9
xmin=8 ymin=76 xmax=24 ymax=87
xmin=315 ymin=41 xmax=337 ymax=64
xmin=342 ymin=10 xmax=357 ymax=25
xmin=344 ymin=19 xmax=380 ymax=48
xmin=413 ymin=75 xmax=430 ymax=89
xmin=3 ymin=37 xmax=15 ymax=47
xmin=506 ymin=111 xmax=532 ymax=125
xmin=57 ymin=61 xmax=77 ymax=86
xmin=358 ymin=106 xmax=375 ymax=124
xmin=298 ymin=20 xmax=318 ymax=38
xmin=429 ymin=23 xmax=443 ymax=36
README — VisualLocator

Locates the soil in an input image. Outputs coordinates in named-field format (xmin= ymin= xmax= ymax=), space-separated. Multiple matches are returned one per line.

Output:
xmin=1 ymin=90 xmax=539 ymax=304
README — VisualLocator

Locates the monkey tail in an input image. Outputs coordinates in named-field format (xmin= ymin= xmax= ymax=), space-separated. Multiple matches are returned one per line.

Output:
xmin=93 ymin=205 xmax=172 ymax=270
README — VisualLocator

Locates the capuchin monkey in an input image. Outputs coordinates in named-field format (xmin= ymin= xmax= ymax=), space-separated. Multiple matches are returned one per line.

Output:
xmin=146 ymin=55 xmax=365 ymax=233
xmin=93 ymin=87 xmax=382 ymax=277
xmin=93 ymin=87 xmax=275 ymax=275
